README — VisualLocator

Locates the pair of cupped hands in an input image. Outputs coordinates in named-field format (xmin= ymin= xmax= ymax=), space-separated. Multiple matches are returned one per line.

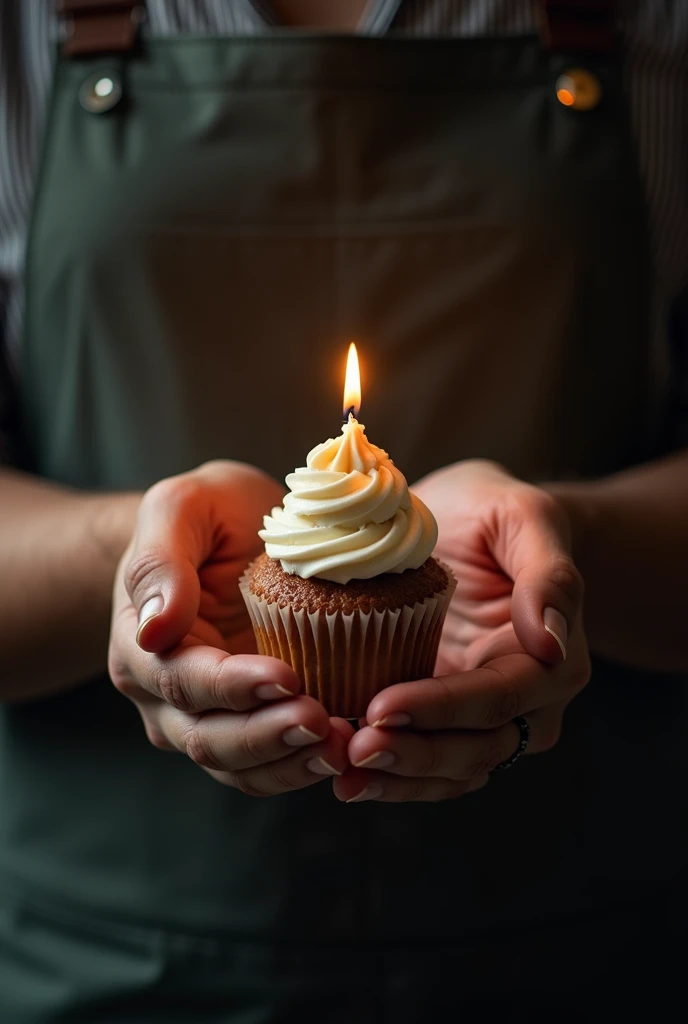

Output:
xmin=109 ymin=460 xmax=591 ymax=804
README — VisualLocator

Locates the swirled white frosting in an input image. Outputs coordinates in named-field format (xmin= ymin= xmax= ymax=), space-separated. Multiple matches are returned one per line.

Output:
xmin=259 ymin=417 xmax=438 ymax=584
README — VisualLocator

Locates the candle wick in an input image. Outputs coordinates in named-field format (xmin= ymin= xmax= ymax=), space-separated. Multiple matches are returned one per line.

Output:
xmin=343 ymin=406 xmax=356 ymax=424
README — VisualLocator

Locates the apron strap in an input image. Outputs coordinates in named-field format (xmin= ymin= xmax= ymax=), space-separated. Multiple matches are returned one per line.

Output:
xmin=57 ymin=0 xmax=145 ymax=58
xmin=56 ymin=1 xmax=615 ymax=59
xmin=540 ymin=0 xmax=616 ymax=53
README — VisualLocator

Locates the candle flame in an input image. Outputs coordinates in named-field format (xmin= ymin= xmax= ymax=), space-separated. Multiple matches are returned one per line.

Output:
xmin=343 ymin=342 xmax=361 ymax=420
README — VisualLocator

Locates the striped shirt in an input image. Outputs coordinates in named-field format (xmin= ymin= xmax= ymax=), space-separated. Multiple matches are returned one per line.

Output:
xmin=1 ymin=0 xmax=688 ymax=461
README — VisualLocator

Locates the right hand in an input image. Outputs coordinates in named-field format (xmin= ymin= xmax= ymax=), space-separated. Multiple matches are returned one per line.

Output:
xmin=108 ymin=460 xmax=353 ymax=794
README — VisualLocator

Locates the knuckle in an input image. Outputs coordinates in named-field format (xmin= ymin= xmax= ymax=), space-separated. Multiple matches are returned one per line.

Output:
xmin=239 ymin=716 xmax=272 ymax=765
xmin=231 ymin=773 xmax=271 ymax=799
xmin=417 ymin=741 xmax=444 ymax=778
xmin=465 ymin=744 xmax=506 ymax=778
xmin=208 ymin=657 xmax=233 ymax=709
xmin=512 ymin=484 xmax=558 ymax=523
xmin=402 ymin=778 xmax=428 ymax=802
xmin=141 ymin=477 xmax=174 ymax=505
xmin=144 ymin=474 xmax=198 ymax=511
xmin=108 ymin=653 xmax=136 ymax=697
xmin=125 ymin=544 xmax=168 ymax=598
xmin=111 ymin=673 xmax=140 ymax=701
xmin=155 ymin=664 xmax=193 ymax=713
xmin=198 ymin=459 xmax=227 ymax=477
xmin=263 ymin=761 xmax=299 ymax=794
xmin=481 ymin=683 xmax=522 ymax=729
xmin=473 ymin=458 xmax=510 ymax=476
xmin=235 ymin=717 xmax=268 ymax=764
xmin=144 ymin=723 xmax=175 ymax=752
xmin=431 ymin=676 xmax=462 ymax=728
xmin=108 ymin=658 xmax=144 ymax=705
xmin=206 ymin=771 xmax=236 ymax=788
xmin=549 ymin=556 xmax=584 ymax=607
xmin=183 ymin=723 xmax=223 ymax=772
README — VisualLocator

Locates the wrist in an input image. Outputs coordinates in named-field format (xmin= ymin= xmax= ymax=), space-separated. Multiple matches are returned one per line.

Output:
xmin=85 ymin=491 xmax=142 ymax=574
xmin=541 ymin=480 xmax=604 ymax=575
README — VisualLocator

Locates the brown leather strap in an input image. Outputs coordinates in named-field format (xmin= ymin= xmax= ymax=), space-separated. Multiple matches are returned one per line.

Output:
xmin=57 ymin=0 xmax=144 ymax=58
xmin=59 ymin=1 xmax=614 ymax=58
xmin=540 ymin=0 xmax=616 ymax=53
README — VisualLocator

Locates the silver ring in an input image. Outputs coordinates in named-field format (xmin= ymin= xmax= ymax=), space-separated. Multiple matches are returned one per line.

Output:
xmin=491 ymin=716 xmax=530 ymax=771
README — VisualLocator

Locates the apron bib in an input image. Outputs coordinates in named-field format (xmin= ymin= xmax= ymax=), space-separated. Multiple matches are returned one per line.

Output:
xmin=1 ymin=1 xmax=686 ymax=1019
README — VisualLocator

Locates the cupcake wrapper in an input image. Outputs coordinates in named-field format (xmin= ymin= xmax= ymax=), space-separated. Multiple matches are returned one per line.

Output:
xmin=239 ymin=562 xmax=457 ymax=718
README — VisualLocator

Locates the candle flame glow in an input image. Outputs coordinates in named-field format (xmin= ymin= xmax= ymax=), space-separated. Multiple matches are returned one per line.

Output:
xmin=343 ymin=342 xmax=361 ymax=420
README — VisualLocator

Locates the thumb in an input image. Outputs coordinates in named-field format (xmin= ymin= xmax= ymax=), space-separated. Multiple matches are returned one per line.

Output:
xmin=505 ymin=514 xmax=583 ymax=666
xmin=126 ymin=481 xmax=209 ymax=654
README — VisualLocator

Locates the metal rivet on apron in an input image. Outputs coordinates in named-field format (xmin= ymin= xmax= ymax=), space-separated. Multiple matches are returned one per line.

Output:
xmin=79 ymin=72 xmax=123 ymax=114
xmin=555 ymin=69 xmax=602 ymax=111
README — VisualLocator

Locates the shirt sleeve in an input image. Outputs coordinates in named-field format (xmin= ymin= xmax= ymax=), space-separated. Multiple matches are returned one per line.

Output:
xmin=0 ymin=0 xmax=54 ymax=469
xmin=669 ymin=288 xmax=688 ymax=447
xmin=0 ymin=279 xmax=11 ymax=463
xmin=0 ymin=285 xmax=23 ymax=467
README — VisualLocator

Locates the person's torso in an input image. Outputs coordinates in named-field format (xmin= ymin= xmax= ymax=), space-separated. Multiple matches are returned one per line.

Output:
xmin=0 ymin=4 xmax=687 ymax=1016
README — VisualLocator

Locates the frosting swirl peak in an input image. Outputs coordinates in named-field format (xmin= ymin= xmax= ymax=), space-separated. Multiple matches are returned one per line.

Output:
xmin=259 ymin=417 xmax=437 ymax=584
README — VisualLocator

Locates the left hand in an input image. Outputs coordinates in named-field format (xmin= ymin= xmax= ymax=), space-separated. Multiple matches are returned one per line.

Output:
xmin=109 ymin=461 xmax=354 ymax=794
xmin=334 ymin=460 xmax=591 ymax=804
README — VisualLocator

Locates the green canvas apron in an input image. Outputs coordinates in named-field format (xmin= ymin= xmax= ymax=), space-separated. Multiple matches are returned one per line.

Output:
xmin=1 ymin=2 xmax=686 ymax=1020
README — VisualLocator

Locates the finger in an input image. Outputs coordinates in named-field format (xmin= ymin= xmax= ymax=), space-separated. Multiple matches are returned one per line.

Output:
xmin=155 ymin=695 xmax=331 ymax=772
xmin=329 ymin=717 xmax=358 ymax=744
xmin=366 ymin=648 xmax=587 ymax=731
xmin=496 ymin=490 xmax=583 ymax=665
xmin=348 ymin=705 xmax=564 ymax=781
xmin=333 ymin=769 xmax=489 ymax=804
xmin=126 ymin=476 xmax=216 ymax=654
xmin=110 ymin=603 xmax=301 ymax=712
xmin=227 ymin=723 xmax=353 ymax=796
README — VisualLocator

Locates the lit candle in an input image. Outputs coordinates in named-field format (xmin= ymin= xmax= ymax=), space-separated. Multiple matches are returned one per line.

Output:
xmin=321 ymin=342 xmax=377 ymax=475
xmin=342 ymin=341 xmax=361 ymax=423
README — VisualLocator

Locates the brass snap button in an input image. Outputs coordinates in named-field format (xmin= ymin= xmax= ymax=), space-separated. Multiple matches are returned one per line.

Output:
xmin=79 ymin=72 xmax=123 ymax=114
xmin=555 ymin=68 xmax=602 ymax=111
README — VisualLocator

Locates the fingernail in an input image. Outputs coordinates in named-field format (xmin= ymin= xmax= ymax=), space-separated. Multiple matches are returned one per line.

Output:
xmin=307 ymin=757 xmax=342 ymax=776
xmin=352 ymin=751 xmax=395 ymax=769
xmin=371 ymin=713 xmax=411 ymax=728
xmin=543 ymin=607 xmax=568 ymax=661
xmin=136 ymin=595 xmax=163 ymax=646
xmin=282 ymin=725 xmax=323 ymax=747
xmin=255 ymin=683 xmax=294 ymax=701
xmin=346 ymin=784 xmax=384 ymax=804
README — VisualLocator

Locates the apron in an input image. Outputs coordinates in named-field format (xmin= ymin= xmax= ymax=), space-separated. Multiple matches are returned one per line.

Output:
xmin=1 ymin=1 xmax=686 ymax=1020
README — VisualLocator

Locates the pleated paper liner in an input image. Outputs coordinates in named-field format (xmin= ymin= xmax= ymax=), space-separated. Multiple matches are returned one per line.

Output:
xmin=239 ymin=561 xmax=457 ymax=719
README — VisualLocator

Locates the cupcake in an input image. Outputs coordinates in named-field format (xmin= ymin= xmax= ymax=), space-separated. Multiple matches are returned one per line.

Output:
xmin=239 ymin=414 xmax=456 ymax=718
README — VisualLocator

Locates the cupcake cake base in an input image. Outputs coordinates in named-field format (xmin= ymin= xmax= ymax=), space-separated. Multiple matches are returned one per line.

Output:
xmin=240 ymin=553 xmax=456 ymax=718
